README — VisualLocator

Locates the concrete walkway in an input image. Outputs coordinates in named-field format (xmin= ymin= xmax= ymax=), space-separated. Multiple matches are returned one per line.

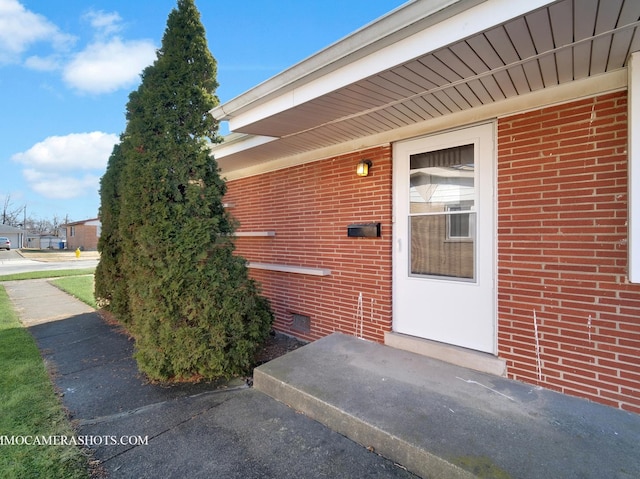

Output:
xmin=4 ymin=278 xmax=640 ymax=478
xmin=256 ymin=333 xmax=640 ymax=479
xmin=3 ymin=280 xmax=418 ymax=479
xmin=4 ymin=278 xmax=94 ymax=325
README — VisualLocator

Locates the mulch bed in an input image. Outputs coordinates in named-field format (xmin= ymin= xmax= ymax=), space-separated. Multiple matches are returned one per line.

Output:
xmin=99 ymin=309 xmax=306 ymax=376
xmin=253 ymin=330 xmax=308 ymax=366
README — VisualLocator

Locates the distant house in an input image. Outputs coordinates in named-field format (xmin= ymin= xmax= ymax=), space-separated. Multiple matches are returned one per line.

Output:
xmin=63 ymin=218 xmax=101 ymax=251
xmin=210 ymin=0 xmax=640 ymax=413
xmin=0 ymin=224 xmax=24 ymax=249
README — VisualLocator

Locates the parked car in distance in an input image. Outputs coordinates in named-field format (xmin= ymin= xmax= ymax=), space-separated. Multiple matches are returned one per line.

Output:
xmin=0 ymin=237 xmax=11 ymax=250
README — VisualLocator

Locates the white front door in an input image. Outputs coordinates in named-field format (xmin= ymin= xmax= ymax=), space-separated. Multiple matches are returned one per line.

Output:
xmin=392 ymin=123 xmax=496 ymax=353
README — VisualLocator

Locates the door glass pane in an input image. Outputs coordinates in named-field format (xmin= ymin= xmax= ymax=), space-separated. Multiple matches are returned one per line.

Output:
xmin=409 ymin=144 xmax=475 ymax=280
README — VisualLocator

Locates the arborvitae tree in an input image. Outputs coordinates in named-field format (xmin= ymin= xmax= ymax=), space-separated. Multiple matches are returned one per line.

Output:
xmin=95 ymin=142 xmax=131 ymax=323
xmin=96 ymin=0 xmax=272 ymax=381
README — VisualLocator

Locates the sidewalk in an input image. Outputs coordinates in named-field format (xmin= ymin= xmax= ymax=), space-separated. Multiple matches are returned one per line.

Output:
xmin=4 ymin=278 xmax=640 ymax=478
xmin=3 ymin=279 xmax=417 ymax=479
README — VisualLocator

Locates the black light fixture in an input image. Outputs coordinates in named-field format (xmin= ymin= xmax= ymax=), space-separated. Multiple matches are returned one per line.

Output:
xmin=356 ymin=159 xmax=372 ymax=177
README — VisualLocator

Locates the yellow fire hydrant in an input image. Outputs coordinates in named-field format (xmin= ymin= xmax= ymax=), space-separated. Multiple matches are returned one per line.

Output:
xmin=75 ymin=248 xmax=81 ymax=259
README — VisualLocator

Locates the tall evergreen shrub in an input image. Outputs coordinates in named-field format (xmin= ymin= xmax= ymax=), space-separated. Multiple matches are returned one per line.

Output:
xmin=95 ymin=0 xmax=273 ymax=381
xmin=95 ymin=142 xmax=130 ymax=323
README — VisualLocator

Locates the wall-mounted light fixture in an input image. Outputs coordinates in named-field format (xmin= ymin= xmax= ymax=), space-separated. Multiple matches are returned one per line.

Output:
xmin=356 ymin=159 xmax=372 ymax=177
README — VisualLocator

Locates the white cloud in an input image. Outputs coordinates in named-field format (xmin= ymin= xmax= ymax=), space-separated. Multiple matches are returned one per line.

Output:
xmin=24 ymin=54 xmax=61 ymax=71
xmin=63 ymin=38 xmax=156 ymax=94
xmin=12 ymin=132 xmax=118 ymax=199
xmin=62 ymin=8 xmax=156 ymax=94
xmin=83 ymin=10 xmax=123 ymax=37
xmin=0 ymin=0 xmax=75 ymax=64
xmin=12 ymin=131 xmax=118 ymax=170
xmin=22 ymin=170 xmax=101 ymax=200
xmin=0 ymin=2 xmax=156 ymax=95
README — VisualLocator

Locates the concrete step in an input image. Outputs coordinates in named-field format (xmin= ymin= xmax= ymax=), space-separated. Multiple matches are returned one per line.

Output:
xmin=254 ymin=332 xmax=640 ymax=479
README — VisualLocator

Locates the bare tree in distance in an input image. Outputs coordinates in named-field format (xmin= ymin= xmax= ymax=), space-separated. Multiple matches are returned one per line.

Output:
xmin=1 ymin=195 xmax=69 ymax=235
xmin=1 ymin=195 xmax=24 ymax=225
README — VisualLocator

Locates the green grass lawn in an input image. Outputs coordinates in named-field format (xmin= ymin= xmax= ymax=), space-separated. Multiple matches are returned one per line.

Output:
xmin=49 ymin=275 xmax=97 ymax=309
xmin=0 ymin=269 xmax=95 ymax=282
xmin=0 ymin=286 xmax=89 ymax=478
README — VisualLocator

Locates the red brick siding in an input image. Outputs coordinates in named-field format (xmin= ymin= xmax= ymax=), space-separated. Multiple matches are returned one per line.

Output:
xmin=66 ymin=225 xmax=99 ymax=251
xmin=226 ymin=91 xmax=640 ymax=412
xmin=498 ymin=91 xmax=640 ymax=412
xmin=225 ymin=146 xmax=392 ymax=343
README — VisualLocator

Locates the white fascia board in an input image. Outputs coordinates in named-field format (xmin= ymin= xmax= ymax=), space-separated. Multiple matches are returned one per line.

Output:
xmin=210 ymin=133 xmax=277 ymax=159
xmin=226 ymin=0 xmax=556 ymax=133
xmin=629 ymin=52 xmax=640 ymax=283
xmin=210 ymin=0 xmax=461 ymax=122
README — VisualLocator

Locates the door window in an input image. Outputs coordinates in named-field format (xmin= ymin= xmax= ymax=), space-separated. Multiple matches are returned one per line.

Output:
xmin=409 ymin=144 xmax=475 ymax=280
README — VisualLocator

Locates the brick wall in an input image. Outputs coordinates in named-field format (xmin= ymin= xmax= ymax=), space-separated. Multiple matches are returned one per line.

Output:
xmin=498 ymin=91 xmax=640 ymax=412
xmin=225 ymin=146 xmax=392 ymax=343
xmin=66 ymin=224 xmax=99 ymax=251
xmin=226 ymin=92 xmax=640 ymax=412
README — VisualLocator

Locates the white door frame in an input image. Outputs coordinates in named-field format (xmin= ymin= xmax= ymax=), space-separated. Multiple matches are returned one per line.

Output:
xmin=392 ymin=122 xmax=497 ymax=354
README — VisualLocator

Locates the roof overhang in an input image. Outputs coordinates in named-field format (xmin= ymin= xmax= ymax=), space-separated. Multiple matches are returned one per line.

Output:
xmin=210 ymin=0 xmax=488 ymax=128
xmin=210 ymin=0 xmax=640 ymax=179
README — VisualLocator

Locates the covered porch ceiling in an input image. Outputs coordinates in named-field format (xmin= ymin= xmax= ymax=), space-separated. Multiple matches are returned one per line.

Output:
xmin=210 ymin=0 xmax=640 ymax=176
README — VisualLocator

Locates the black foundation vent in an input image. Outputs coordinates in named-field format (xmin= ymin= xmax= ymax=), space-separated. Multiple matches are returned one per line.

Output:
xmin=291 ymin=313 xmax=311 ymax=333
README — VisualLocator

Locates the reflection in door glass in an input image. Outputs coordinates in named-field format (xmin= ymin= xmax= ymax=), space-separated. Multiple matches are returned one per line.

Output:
xmin=409 ymin=144 xmax=475 ymax=280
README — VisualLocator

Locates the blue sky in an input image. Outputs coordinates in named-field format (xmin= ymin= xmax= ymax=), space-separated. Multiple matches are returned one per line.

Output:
xmin=0 ymin=0 xmax=404 ymax=224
